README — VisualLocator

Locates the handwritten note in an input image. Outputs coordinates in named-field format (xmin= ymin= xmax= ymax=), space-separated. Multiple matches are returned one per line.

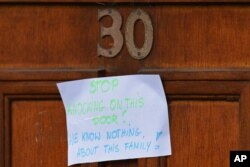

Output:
xmin=57 ymin=75 xmax=171 ymax=166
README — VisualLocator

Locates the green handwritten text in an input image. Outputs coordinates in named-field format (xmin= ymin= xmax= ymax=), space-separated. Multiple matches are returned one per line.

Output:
xmin=92 ymin=114 xmax=118 ymax=125
xmin=66 ymin=100 xmax=104 ymax=116
xmin=90 ymin=78 xmax=119 ymax=94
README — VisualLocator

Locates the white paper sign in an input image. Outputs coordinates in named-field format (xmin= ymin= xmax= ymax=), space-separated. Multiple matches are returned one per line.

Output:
xmin=57 ymin=75 xmax=171 ymax=166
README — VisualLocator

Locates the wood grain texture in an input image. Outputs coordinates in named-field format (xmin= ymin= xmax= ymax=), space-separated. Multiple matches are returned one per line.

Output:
xmin=99 ymin=159 xmax=137 ymax=167
xmin=140 ymin=69 xmax=250 ymax=81
xmin=239 ymin=85 xmax=250 ymax=149
xmin=164 ymin=81 xmax=246 ymax=95
xmin=0 ymin=68 xmax=104 ymax=81
xmin=138 ymin=158 xmax=161 ymax=167
xmin=4 ymin=96 xmax=11 ymax=167
xmin=11 ymin=100 xmax=67 ymax=167
xmin=1 ymin=76 xmax=247 ymax=167
xmin=0 ymin=5 xmax=250 ymax=73
xmin=0 ymin=70 xmax=104 ymax=167
xmin=167 ymin=101 xmax=239 ymax=167
xmin=0 ymin=2 xmax=250 ymax=167
xmin=0 ymin=94 xmax=3 ymax=167
xmin=0 ymin=0 xmax=249 ymax=3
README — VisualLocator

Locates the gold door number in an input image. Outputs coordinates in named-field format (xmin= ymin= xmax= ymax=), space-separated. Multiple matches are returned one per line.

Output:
xmin=97 ymin=9 xmax=153 ymax=60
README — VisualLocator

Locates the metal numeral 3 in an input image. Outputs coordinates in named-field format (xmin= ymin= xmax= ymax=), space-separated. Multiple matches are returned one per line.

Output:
xmin=98 ymin=9 xmax=153 ymax=60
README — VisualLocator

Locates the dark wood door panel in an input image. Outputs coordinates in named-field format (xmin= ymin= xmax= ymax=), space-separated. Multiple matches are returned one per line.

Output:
xmin=3 ymin=94 xmax=244 ymax=167
xmin=0 ymin=1 xmax=249 ymax=166
xmin=11 ymin=100 xmax=67 ymax=167
xmin=0 ymin=5 xmax=249 ymax=71
xmin=0 ymin=0 xmax=249 ymax=3
xmin=0 ymin=70 xmax=103 ymax=167
xmin=167 ymin=100 xmax=239 ymax=167
xmin=6 ymin=97 xmax=156 ymax=167
xmin=3 ymin=86 xmax=245 ymax=167
xmin=0 ymin=69 xmax=249 ymax=167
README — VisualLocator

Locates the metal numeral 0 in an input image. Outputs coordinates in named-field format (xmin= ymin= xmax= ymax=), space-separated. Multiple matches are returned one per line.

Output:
xmin=97 ymin=8 xmax=153 ymax=60
xmin=125 ymin=9 xmax=153 ymax=60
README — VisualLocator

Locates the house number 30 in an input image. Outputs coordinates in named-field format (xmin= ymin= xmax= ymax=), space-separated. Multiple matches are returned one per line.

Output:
xmin=97 ymin=9 xmax=153 ymax=60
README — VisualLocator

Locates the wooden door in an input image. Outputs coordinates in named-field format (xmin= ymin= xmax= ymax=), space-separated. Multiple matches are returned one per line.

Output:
xmin=0 ymin=1 xmax=249 ymax=167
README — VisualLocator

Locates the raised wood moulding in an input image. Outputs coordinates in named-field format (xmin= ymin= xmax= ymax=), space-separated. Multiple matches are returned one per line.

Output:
xmin=139 ymin=68 xmax=250 ymax=81
xmin=0 ymin=0 xmax=249 ymax=3
xmin=0 ymin=68 xmax=105 ymax=81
